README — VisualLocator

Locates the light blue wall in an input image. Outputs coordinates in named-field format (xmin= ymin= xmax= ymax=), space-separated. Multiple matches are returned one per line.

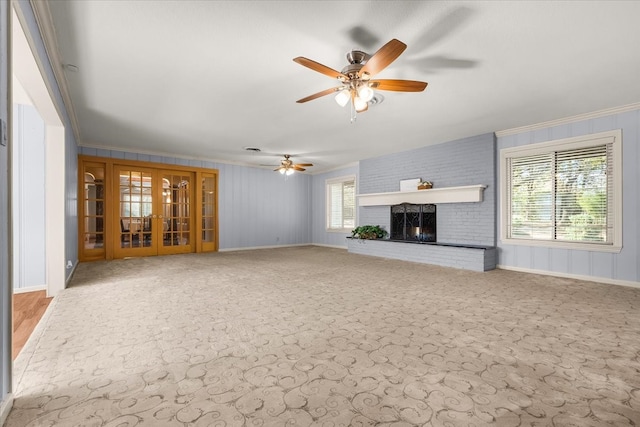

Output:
xmin=12 ymin=104 xmax=46 ymax=290
xmin=14 ymin=0 xmax=79 ymax=281
xmin=0 ymin=0 xmax=11 ymax=413
xmin=79 ymin=147 xmax=313 ymax=250
xmin=358 ymin=133 xmax=497 ymax=246
xmin=497 ymin=109 xmax=640 ymax=283
xmin=310 ymin=164 xmax=359 ymax=248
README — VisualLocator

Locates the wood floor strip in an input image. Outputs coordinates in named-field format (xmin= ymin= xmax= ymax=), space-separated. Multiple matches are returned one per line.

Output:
xmin=13 ymin=290 xmax=52 ymax=360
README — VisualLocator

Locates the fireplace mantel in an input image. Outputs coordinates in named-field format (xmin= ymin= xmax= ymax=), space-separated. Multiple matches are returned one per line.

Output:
xmin=357 ymin=184 xmax=487 ymax=206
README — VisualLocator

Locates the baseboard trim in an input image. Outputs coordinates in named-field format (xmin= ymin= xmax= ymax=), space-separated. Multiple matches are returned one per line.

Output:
xmin=0 ymin=393 xmax=14 ymax=426
xmin=219 ymin=244 xmax=348 ymax=252
xmin=497 ymin=264 xmax=640 ymax=289
xmin=65 ymin=259 xmax=79 ymax=288
xmin=311 ymin=244 xmax=347 ymax=250
xmin=218 ymin=244 xmax=311 ymax=252
xmin=13 ymin=285 xmax=46 ymax=294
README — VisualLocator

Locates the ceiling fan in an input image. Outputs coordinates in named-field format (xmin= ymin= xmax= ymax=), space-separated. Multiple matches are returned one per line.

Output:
xmin=293 ymin=38 xmax=427 ymax=122
xmin=274 ymin=155 xmax=313 ymax=175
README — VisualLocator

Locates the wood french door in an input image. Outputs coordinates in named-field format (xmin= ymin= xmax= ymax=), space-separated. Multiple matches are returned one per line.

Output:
xmin=79 ymin=155 xmax=218 ymax=261
xmin=113 ymin=166 xmax=194 ymax=259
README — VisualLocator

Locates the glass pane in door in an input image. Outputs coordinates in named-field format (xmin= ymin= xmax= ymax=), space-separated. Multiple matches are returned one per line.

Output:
xmin=162 ymin=173 xmax=191 ymax=248
xmin=83 ymin=164 xmax=105 ymax=251
xmin=119 ymin=170 xmax=154 ymax=248
xmin=202 ymin=175 xmax=215 ymax=243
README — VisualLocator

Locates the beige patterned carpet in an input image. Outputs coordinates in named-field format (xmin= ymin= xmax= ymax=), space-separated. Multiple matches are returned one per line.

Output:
xmin=6 ymin=246 xmax=640 ymax=426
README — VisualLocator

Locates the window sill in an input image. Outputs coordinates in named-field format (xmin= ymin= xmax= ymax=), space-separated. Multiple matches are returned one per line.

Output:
xmin=326 ymin=228 xmax=353 ymax=234
xmin=501 ymin=237 xmax=622 ymax=253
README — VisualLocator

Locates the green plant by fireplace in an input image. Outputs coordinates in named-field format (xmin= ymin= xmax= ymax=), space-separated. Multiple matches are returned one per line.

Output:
xmin=351 ymin=225 xmax=388 ymax=240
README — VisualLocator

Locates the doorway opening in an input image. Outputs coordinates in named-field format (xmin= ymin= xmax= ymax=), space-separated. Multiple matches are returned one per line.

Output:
xmin=11 ymin=4 xmax=66 ymax=364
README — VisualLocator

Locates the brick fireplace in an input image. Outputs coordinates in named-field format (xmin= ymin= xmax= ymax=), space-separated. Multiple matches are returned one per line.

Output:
xmin=350 ymin=184 xmax=496 ymax=272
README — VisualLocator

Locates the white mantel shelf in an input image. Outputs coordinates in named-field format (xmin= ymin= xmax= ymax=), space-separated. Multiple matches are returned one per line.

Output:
xmin=357 ymin=185 xmax=487 ymax=206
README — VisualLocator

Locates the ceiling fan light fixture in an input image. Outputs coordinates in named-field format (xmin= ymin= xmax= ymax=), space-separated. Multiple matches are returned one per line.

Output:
xmin=357 ymin=84 xmax=374 ymax=102
xmin=286 ymin=169 xmax=294 ymax=176
xmin=294 ymin=39 xmax=426 ymax=122
xmin=335 ymin=89 xmax=350 ymax=107
xmin=354 ymin=95 xmax=368 ymax=112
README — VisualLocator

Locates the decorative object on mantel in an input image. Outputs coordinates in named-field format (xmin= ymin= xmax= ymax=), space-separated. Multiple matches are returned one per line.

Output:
xmin=400 ymin=178 xmax=421 ymax=192
xmin=351 ymin=225 xmax=388 ymax=240
xmin=417 ymin=181 xmax=432 ymax=190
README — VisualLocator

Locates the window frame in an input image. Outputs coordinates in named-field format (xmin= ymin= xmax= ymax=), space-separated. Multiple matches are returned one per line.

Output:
xmin=326 ymin=175 xmax=356 ymax=233
xmin=500 ymin=130 xmax=622 ymax=252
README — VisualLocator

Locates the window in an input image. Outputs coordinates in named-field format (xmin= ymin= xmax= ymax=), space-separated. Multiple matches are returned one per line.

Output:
xmin=500 ymin=130 xmax=622 ymax=252
xmin=326 ymin=176 xmax=356 ymax=231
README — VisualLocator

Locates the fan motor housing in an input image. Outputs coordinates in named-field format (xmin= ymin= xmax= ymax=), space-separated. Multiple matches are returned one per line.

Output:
xmin=342 ymin=50 xmax=371 ymax=78
xmin=346 ymin=50 xmax=369 ymax=64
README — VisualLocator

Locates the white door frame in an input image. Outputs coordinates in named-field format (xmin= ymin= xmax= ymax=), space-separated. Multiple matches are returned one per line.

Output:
xmin=12 ymin=6 xmax=66 ymax=297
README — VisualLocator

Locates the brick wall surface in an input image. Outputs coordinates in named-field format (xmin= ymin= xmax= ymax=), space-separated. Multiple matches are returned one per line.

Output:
xmin=358 ymin=133 xmax=496 ymax=247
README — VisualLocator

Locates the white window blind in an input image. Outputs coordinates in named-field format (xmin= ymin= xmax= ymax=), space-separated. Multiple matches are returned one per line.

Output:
xmin=327 ymin=177 xmax=355 ymax=230
xmin=506 ymin=143 xmax=613 ymax=245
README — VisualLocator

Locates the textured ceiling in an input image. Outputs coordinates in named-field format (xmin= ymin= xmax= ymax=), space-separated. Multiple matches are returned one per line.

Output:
xmin=39 ymin=1 xmax=640 ymax=172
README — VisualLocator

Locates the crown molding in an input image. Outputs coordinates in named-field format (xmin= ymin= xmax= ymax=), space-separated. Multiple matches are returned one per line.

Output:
xmin=28 ymin=0 xmax=82 ymax=144
xmin=79 ymin=141 xmax=356 ymax=175
xmin=495 ymin=102 xmax=640 ymax=137
xmin=309 ymin=161 xmax=359 ymax=176
xmin=78 ymin=141 xmax=265 ymax=169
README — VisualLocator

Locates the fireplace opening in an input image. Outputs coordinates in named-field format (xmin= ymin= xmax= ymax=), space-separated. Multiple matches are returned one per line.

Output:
xmin=390 ymin=203 xmax=436 ymax=242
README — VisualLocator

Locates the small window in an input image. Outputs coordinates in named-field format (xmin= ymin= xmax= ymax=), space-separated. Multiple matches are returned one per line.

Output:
xmin=500 ymin=130 xmax=622 ymax=252
xmin=326 ymin=176 xmax=356 ymax=231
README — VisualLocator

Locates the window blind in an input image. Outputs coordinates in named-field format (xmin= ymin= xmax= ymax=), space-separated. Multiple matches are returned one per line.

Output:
xmin=507 ymin=143 xmax=611 ymax=244
xmin=328 ymin=179 xmax=355 ymax=229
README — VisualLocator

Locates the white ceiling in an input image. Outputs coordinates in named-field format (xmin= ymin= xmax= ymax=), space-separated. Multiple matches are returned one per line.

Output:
xmin=41 ymin=1 xmax=640 ymax=173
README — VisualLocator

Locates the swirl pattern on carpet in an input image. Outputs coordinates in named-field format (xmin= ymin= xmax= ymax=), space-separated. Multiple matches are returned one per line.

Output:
xmin=7 ymin=246 xmax=640 ymax=426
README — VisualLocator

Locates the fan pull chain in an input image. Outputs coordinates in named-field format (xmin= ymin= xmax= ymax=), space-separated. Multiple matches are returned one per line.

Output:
xmin=350 ymin=99 xmax=357 ymax=123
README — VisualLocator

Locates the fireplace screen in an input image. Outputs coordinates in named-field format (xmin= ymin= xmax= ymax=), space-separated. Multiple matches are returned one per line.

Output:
xmin=390 ymin=204 xmax=436 ymax=242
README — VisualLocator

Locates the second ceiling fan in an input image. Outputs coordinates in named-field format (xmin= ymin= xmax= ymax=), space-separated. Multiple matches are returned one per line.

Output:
xmin=293 ymin=39 xmax=427 ymax=121
xmin=274 ymin=154 xmax=313 ymax=175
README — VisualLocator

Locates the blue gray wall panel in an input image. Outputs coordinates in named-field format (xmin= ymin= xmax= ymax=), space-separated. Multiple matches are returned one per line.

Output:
xmin=497 ymin=109 xmax=640 ymax=283
xmin=12 ymin=104 xmax=46 ymax=290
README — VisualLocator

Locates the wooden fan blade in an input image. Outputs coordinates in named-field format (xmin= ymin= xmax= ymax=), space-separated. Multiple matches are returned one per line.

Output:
xmin=273 ymin=166 xmax=283 ymax=172
xmin=369 ymin=79 xmax=428 ymax=92
xmin=296 ymin=87 xmax=342 ymax=103
xmin=295 ymin=163 xmax=313 ymax=167
xmin=359 ymin=39 xmax=407 ymax=78
xmin=293 ymin=57 xmax=349 ymax=80
xmin=293 ymin=166 xmax=306 ymax=171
